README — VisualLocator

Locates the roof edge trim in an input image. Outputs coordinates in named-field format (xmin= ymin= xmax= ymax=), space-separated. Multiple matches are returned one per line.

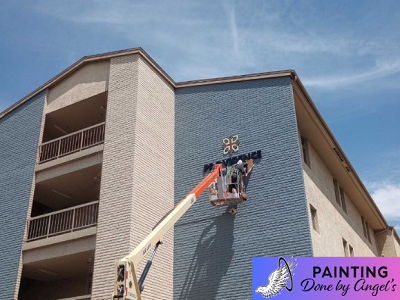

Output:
xmin=1 ymin=46 xmax=296 ymax=120
xmin=176 ymin=70 xmax=293 ymax=88
xmin=292 ymin=72 xmax=388 ymax=229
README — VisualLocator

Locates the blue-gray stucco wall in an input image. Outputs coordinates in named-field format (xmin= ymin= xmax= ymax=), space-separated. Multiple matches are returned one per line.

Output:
xmin=174 ymin=77 xmax=313 ymax=299
xmin=0 ymin=92 xmax=45 ymax=299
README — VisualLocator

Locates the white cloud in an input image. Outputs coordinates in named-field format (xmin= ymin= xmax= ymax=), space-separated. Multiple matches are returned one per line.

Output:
xmin=224 ymin=1 xmax=239 ymax=58
xmin=369 ymin=182 xmax=400 ymax=221
xmin=32 ymin=0 xmax=400 ymax=87
xmin=303 ymin=59 xmax=400 ymax=89
xmin=363 ymin=152 xmax=400 ymax=186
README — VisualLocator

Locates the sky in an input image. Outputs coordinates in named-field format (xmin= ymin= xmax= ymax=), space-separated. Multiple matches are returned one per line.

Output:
xmin=0 ymin=0 xmax=399 ymax=231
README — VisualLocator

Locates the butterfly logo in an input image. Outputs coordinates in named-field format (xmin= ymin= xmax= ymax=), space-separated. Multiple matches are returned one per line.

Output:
xmin=222 ymin=135 xmax=239 ymax=155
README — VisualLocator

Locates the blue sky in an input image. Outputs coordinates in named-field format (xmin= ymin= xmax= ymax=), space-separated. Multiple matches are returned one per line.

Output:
xmin=1 ymin=0 xmax=399 ymax=230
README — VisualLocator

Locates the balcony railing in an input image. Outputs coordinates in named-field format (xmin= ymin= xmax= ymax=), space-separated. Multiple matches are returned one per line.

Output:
xmin=27 ymin=201 xmax=99 ymax=242
xmin=39 ymin=122 xmax=105 ymax=163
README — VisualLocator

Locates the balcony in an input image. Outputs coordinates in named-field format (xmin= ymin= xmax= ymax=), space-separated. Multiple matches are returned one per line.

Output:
xmin=38 ymin=122 xmax=105 ymax=164
xmin=27 ymin=201 xmax=99 ymax=242
xmin=21 ymin=202 xmax=97 ymax=298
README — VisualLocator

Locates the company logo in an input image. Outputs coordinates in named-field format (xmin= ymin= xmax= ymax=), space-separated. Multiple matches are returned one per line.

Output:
xmin=128 ymin=292 xmax=137 ymax=298
xmin=142 ymin=243 xmax=151 ymax=256
xmin=222 ymin=135 xmax=239 ymax=155
xmin=255 ymin=257 xmax=297 ymax=298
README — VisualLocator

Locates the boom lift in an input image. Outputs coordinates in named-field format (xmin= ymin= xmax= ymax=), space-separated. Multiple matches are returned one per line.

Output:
xmin=112 ymin=161 xmax=253 ymax=299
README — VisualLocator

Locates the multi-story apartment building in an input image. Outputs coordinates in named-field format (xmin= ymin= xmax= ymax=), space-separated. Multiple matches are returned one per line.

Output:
xmin=0 ymin=48 xmax=399 ymax=300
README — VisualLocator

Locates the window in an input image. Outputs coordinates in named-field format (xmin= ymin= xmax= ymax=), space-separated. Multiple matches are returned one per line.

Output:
xmin=333 ymin=180 xmax=347 ymax=213
xmin=349 ymin=245 xmax=354 ymax=257
xmin=301 ymin=137 xmax=310 ymax=167
xmin=310 ymin=205 xmax=319 ymax=233
xmin=365 ymin=222 xmax=371 ymax=243
xmin=361 ymin=216 xmax=367 ymax=238
xmin=343 ymin=238 xmax=349 ymax=257
xmin=333 ymin=179 xmax=341 ymax=206
xmin=340 ymin=188 xmax=347 ymax=213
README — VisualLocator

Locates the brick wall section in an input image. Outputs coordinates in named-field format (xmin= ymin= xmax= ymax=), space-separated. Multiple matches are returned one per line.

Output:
xmin=0 ymin=92 xmax=45 ymax=300
xmin=302 ymin=141 xmax=379 ymax=256
xmin=91 ymin=55 xmax=140 ymax=299
xmin=129 ymin=56 xmax=174 ymax=299
xmin=92 ymin=54 xmax=175 ymax=299
xmin=19 ymin=276 xmax=90 ymax=300
xmin=174 ymin=77 xmax=313 ymax=299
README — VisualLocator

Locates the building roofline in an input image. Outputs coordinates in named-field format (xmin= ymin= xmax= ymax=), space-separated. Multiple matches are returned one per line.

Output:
xmin=0 ymin=48 xmax=394 ymax=231
xmin=292 ymin=71 xmax=388 ymax=229
xmin=175 ymin=70 xmax=293 ymax=88
xmin=0 ymin=47 xmax=175 ymax=119
xmin=1 ymin=46 xmax=294 ymax=119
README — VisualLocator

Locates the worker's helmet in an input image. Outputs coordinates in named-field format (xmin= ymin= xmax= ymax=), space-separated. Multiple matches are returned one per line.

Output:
xmin=237 ymin=160 xmax=243 ymax=165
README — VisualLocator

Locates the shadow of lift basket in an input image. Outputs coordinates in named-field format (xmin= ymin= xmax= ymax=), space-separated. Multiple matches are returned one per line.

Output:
xmin=208 ymin=159 xmax=254 ymax=208
xmin=112 ymin=160 xmax=255 ymax=299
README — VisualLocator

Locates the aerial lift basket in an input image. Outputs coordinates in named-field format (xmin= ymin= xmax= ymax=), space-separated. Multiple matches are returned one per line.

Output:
xmin=208 ymin=159 xmax=254 ymax=207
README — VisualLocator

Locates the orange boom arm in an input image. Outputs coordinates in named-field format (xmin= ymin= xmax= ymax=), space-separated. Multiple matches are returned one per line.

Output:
xmin=112 ymin=164 xmax=223 ymax=300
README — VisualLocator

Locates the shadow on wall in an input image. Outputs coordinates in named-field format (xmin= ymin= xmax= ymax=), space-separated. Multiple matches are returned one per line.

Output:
xmin=178 ymin=207 xmax=235 ymax=300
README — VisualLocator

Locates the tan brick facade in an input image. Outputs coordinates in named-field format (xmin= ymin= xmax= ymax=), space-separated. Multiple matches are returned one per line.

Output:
xmin=128 ymin=56 xmax=174 ymax=300
xmin=91 ymin=54 xmax=175 ymax=299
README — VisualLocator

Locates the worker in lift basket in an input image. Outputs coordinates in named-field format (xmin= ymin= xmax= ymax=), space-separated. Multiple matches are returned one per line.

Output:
xmin=236 ymin=160 xmax=247 ymax=176
xmin=228 ymin=162 xmax=244 ymax=194
xmin=229 ymin=171 xmax=238 ymax=194
xmin=236 ymin=160 xmax=248 ymax=201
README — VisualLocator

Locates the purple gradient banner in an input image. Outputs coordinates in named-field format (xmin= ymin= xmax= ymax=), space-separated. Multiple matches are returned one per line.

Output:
xmin=253 ymin=257 xmax=400 ymax=299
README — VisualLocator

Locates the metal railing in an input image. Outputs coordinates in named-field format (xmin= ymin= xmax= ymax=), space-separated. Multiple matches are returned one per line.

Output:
xmin=27 ymin=201 xmax=99 ymax=242
xmin=39 ymin=122 xmax=105 ymax=163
